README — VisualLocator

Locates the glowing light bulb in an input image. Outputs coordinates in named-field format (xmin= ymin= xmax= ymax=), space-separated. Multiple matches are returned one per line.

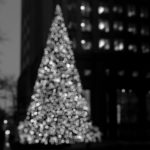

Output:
xmin=121 ymin=88 xmax=126 ymax=93
xmin=99 ymin=22 xmax=105 ymax=30
xmin=80 ymin=5 xmax=85 ymax=11
xmin=81 ymin=22 xmax=85 ymax=28
xmin=5 ymin=130 xmax=10 ymax=135
xmin=99 ymin=40 xmax=105 ymax=48
xmin=4 ymin=120 xmax=8 ymax=124
xmin=81 ymin=40 xmax=86 ymax=44
xmin=98 ymin=6 xmax=105 ymax=14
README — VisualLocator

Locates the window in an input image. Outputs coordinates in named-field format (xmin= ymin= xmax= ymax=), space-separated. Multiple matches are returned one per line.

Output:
xmin=141 ymin=43 xmax=150 ymax=53
xmin=140 ymin=7 xmax=149 ymax=18
xmin=98 ymin=5 xmax=109 ymax=15
xmin=127 ymin=23 xmax=137 ymax=35
xmin=140 ymin=26 xmax=150 ymax=36
xmin=128 ymin=44 xmax=138 ymax=53
xmin=80 ymin=1 xmax=91 ymax=17
xmin=114 ymin=39 xmax=124 ymax=51
xmin=116 ymin=89 xmax=138 ymax=124
xmin=81 ymin=39 xmax=92 ymax=50
xmin=98 ymin=20 xmax=110 ymax=33
xmin=127 ymin=5 xmax=136 ymax=17
xmin=113 ymin=21 xmax=124 ymax=32
xmin=112 ymin=5 xmax=123 ymax=14
xmin=81 ymin=20 xmax=92 ymax=32
xmin=99 ymin=39 xmax=110 ymax=50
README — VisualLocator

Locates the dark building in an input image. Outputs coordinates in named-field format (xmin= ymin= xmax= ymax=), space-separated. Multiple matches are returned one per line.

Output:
xmin=17 ymin=0 xmax=150 ymax=143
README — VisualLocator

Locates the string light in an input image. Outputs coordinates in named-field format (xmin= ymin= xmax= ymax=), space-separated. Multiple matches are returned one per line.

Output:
xmin=18 ymin=4 xmax=101 ymax=145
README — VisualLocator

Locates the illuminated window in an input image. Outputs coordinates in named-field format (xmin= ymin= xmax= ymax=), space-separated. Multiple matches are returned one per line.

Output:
xmin=116 ymin=89 xmax=138 ymax=124
xmin=141 ymin=44 xmax=150 ymax=53
xmin=127 ymin=5 xmax=136 ymax=17
xmin=72 ymin=38 xmax=77 ymax=49
xmin=83 ymin=89 xmax=91 ymax=114
xmin=84 ymin=69 xmax=92 ymax=76
xmin=127 ymin=23 xmax=137 ymax=34
xmin=118 ymin=70 xmax=125 ymax=77
xmin=112 ymin=5 xmax=123 ymax=14
xmin=98 ymin=5 xmax=109 ymax=14
xmin=68 ymin=22 xmax=77 ymax=29
xmin=67 ymin=3 xmax=76 ymax=11
xmin=140 ymin=26 xmax=150 ymax=36
xmin=105 ymin=68 xmax=110 ymax=76
xmin=140 ymin=7 xmax=149 ymax=18
xmin=145 ymin=72 xmax=150 ymax=79
xmin=98 ymin=20 xmax=110 ymax=32
xmin=146 ymin=90 xmax=150 ymax=122
xmin=80 ymin=20 xmax=92 ymax=32
xmin=132 ymin=71 xmax=139 ymax=78
xmin=113 ymin=21 xmax=124 ymax=32
xmin=80 ymin=2 xmax=91 ymax=16
xmin=81 ymin=39 xmax=92 ymax=50
xmin=114 ymin=39 xmax=124 ymax=51
xmin=98 ymin=39 xmax=110 ymax=50
xmin=128 ymin=44 xmax=138 ymax=53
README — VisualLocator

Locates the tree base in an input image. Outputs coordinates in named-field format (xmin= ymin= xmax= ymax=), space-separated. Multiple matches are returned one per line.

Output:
xmin=11 ymin=142 xmax=92 ymax=150
xmin=11 ymin=143 xmax=71 ymax=150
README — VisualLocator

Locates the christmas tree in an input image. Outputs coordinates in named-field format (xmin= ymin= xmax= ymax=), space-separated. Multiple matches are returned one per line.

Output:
xmin=18 ymin=5 xmax=101 ymax=145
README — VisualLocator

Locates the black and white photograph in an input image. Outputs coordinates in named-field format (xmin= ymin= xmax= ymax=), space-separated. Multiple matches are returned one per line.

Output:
xmin=0 ymin=0 xmax=150 ymax=150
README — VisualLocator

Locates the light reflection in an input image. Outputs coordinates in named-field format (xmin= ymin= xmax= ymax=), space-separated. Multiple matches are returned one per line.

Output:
xmin=117 ymin=104 xmax=121 ymax=124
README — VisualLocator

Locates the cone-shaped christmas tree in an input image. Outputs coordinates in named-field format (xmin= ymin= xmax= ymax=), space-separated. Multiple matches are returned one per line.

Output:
xmin=18 ymin=5 xmax=101 ymax=145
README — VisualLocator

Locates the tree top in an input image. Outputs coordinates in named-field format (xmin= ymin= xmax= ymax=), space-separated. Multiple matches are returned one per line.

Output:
xmin=55 ymin=4 xmax=62 ymax=16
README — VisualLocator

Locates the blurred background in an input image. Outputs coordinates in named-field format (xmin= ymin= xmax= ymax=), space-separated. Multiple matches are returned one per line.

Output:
xmin=0 ymin=0 xmax=150 ymax=149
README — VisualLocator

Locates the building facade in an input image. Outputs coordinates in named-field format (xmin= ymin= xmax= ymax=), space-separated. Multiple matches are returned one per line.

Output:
xmin=18 ymin=0 xmax=150 ymax=141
